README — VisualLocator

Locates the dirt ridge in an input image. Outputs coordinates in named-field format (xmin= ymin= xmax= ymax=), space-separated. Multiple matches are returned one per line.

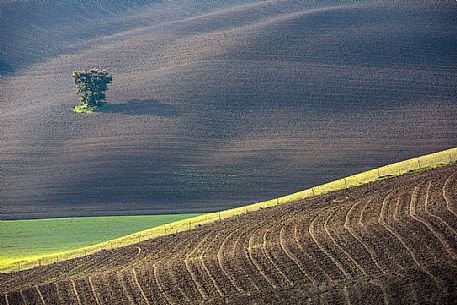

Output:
xmin=1 ymin=164 xmax=456 ymax=304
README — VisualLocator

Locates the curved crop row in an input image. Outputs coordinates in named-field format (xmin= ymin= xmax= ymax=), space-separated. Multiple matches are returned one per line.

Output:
xmin=1 ymin=164 xmax=456 ymax=304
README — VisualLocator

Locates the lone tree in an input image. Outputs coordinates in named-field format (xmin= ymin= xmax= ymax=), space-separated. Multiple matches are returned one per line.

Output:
xmin=72 ymin=68 xmax=112 ymax=111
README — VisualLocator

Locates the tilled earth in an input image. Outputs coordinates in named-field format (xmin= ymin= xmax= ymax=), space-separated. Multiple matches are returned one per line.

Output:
xmin=1 ymin=1 xmax=457 ymax=219
xmin=1 ymin=164 xmax=456 ymax=304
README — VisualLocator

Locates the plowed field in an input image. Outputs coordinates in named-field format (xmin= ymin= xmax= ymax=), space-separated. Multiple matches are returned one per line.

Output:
xmin=1 ymin=164 xmax=456 ymax=304
xmin=2 ymin=0 xmax=457 ymax=219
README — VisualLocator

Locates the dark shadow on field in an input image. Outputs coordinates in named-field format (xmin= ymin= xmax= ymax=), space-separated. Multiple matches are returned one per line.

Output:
xmin=0 ymin=59 xmax=14 ymax=73
xmin=103 ymin=99 xmax=181 ymax=116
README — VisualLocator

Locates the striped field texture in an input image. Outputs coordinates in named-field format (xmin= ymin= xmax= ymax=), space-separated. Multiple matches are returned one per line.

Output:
xmin=1 ymin=163 xmax=456 ymax=304
xmin=1 ymin=147 xmax=453 ymax=273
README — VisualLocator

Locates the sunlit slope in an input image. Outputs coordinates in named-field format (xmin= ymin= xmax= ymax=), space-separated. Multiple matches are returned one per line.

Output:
xmin=2 ymin=1 xmax=457 ymax=219
xmin=1 ymin=164 xmax=456 ymax=304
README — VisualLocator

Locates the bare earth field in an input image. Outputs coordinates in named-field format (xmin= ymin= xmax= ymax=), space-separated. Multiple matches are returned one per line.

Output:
xmin=1 ymin=0 xmax=457 ymax=219
xmin=1 ymin=164 xmax=456 ymax=304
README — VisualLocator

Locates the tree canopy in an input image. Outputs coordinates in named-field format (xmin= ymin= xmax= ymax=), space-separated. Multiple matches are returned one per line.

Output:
xmin=72 ymin=68 xmax=112 ymax=110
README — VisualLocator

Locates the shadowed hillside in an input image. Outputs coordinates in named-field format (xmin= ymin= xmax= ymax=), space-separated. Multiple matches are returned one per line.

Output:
xmin=1 ymin=164 xmax=456 ymax=304
xmin=1 ymin=1 xmax=457 ymax=219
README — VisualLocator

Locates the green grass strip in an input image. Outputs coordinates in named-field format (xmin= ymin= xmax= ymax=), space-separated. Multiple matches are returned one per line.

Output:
xmin=0 ymin=214 xmax=203 ymax=271
xmin=1 ymin=147 xmax=455 ymax=272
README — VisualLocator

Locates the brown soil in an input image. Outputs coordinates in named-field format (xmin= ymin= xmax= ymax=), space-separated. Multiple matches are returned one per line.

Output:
xmin=2 ymin=1 xmax=457 ymax=219
xmin=1 ymin=164 xmax=456 ymax=304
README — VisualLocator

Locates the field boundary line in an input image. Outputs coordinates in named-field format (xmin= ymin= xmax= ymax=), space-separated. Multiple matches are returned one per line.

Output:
xmin=425 ymin=181 xmax=457 ymax=238
xmin=184 ymin=234 xmax=210 ymax=300
xmin=324 ymin=207 xmax=367 ymax=276
xmin=247 ymin=230 xmax=278 ymax=290
xmin=70 ymin=279 xmax=82 ymax=305
xmin=279 ymin=222 xmax=315 ymax=284
xmin=309 ymin=214 xmax=350 ymax=278
xmin=262 ymin=227 xmax=293 ymax=286
xmin=35 ymin=286 xmax=45 ymax=305
xmin=1 ymin=147 xmax=455 ymax=273
xmin=378 ymin=193 xmax=421 ymax=268
xmin=131 ymin=268 xmax=150 ymax=305
xmin=199 ymin=232 xmax=224 ymax=297
xmin=409 ymin=282 xmax=419 ymax=304
xmin=378 ymin=193 xmax=440 ymax=287
xmin=268 ymin=210 xmax=312 ymax=284
xmin=344 ymin=199 xmax=387 ymax=274
xmin=293 ymin=219 xmax=331 ymax=281
xmin=216 ymin=229 xmax=244 ymax=293
xmin=88 ymin=276 xmax=101 ymax=305
xmin=116 ymin=271 xmax=136 ymax=305
xmin=343 ymin=285 xmax=351 ymax=305
xmin=442 ymin=172 xmax=457 ymax=218
xmin=409 ymin=185 xmax=457 ymax=260
xmin=153 ymin=264 xmax=174 ymax=305
xmin=19 ymin=290 xmax=26 ymax=305
xmin=235 ymin=225 xmax=262 ymax=291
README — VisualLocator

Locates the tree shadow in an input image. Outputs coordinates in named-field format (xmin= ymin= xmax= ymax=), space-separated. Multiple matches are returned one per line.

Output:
xmin=103 ymin=99 xmax=181 ymax=116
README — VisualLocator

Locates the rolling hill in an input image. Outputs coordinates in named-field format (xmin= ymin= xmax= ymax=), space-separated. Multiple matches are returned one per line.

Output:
xmin=1 ymin=163 xmax=456 ymax=304
xmin=1 ymin=0 xmax=457 ymax=219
